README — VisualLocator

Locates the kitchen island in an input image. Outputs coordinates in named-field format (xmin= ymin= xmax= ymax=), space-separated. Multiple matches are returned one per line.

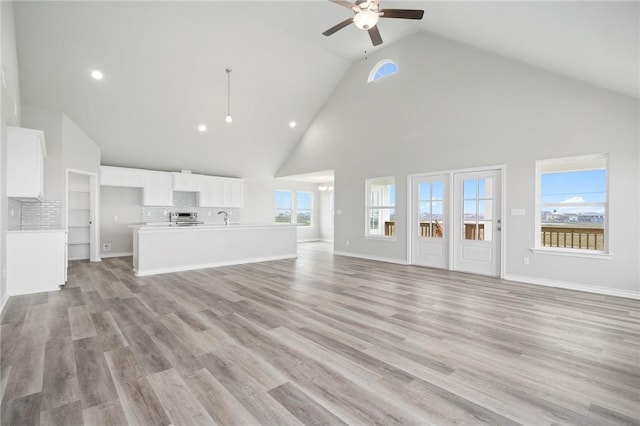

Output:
xmin=130 ymin=223 xmax=297 ymax=276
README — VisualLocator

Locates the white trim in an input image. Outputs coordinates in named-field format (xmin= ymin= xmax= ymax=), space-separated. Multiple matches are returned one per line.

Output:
xmin=364 ymin=235 xmax=397 ymax=241
xmin=1 ymin=293 xmax=9 ymax=315
xmin=530 ymin=247 xmax=614 ymax=259
xmin=101 ymin=251 xmax=133 ymax=258
xmin=504 ymin=273 xmax=639 ymax=300
xmin=134 ymin=254 xmax=298 ymax=277
xmin=297 ymin=238 xmax=322 ymax=243
xmin=333 ymin=250 xmax=408 ymax=265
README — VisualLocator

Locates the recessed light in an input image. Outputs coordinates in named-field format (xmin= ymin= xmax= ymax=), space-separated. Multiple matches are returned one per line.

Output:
xmin=198 ymin=124 xmax=207 ymax=132
xmin=289 ymin=121 xmax=297 ymax=128
xmin=91 ymin=70 xmax=104 ymax=80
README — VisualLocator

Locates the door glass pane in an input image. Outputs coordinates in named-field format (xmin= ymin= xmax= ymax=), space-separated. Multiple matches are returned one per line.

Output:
xmin=418 ymin=183 xmax=430 ymax=201
xmin=432 ymin=201 xmax=443 ymax=238
xmin=463 ymin=179 xmax=477 ymax=199
xmin=463 ymin=200 xmax=477 ymax=218
xmin=478 ymin=200 xmax=493 ymax=220
xmin=479 ymin=177 xmax=493 ymax=199
xmin=432 ymin=182 xmax=443 ymax=201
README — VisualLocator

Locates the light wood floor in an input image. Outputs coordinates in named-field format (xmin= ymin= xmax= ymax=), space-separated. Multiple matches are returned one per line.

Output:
xmin=1 ymin=242 xmax=639 ymax=425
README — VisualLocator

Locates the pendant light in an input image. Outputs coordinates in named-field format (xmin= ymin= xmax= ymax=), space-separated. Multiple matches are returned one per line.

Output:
xmin=225 ymin=67 xmax=232 ymax=123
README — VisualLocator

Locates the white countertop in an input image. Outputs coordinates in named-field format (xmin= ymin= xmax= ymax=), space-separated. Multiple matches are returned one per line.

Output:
xmin=130 ymin=222 xmax=297 ymax=230
xmin=8 ymin=227 xmax=67 ymax=234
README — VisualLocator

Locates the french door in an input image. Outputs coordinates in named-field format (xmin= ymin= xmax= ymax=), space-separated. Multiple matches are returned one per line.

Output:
xmin=410 ymin=174 xmax=448 ymax=269
xmin=452 ymin=169 xmax=502 ymax=276
xmin=410 ymin=168 xmax=502 ymax=277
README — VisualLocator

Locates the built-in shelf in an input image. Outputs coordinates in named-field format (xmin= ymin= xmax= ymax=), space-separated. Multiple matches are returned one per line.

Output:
xmin=68 ymin=174 xmax=91 ymax=261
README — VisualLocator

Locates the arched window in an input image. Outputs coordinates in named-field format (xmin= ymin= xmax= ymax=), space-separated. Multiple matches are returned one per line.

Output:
xmin=368 ymin=59 xmax=398 ymax=83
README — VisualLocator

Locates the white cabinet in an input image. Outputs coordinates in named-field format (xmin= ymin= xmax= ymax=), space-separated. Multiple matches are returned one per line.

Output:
xmin=143 ymin=171 xmax=173 ymax=206
xmin=7 ymin=126 xmax=46 ymax=201
xmin=172 ymin=172 xmax=202 ymax=192
xmin=100 ymin=166 xmax=145 ymax=187
xmin=7 ymin=230 xmax=67 ymax=295
xmin=198 ymin=176 xmax=244 ymax=208
xmin=198 ymin=176 xmax=224 ymax=207
xmin=222 ymin=177 xmax=244 ymax=208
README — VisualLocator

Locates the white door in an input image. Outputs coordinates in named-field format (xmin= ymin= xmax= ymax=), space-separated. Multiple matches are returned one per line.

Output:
xmin=453 ymin=169 xmax=502 ymax=276
xmin=411 ymin=174 xmax=448 ymax=269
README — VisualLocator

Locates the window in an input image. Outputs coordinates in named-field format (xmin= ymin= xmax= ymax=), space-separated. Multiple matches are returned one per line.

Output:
xmin=296 ymin=191 xmax=312 ymax=226
xmin=275 ymin=190 xmax=292 ymax=223
xmin=368 ymin=59 xmax=398 ymax=83
xmin=536 ymin=154 xmax=608 ymax=253
xmin=274 ymin=190 xmax=313 ymax=226
xmin=366 ymin=177 xmax=395 ymax=237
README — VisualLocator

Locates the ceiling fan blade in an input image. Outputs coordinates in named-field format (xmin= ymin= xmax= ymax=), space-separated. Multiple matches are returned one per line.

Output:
xmin=322 ymin=18 xmax=354 ymax=36
xmin=379 ymin=9 xmax=425 ymax=20
xmin=329 ymin=0 xmax=356 ymax=10
xmin=368 ymin=26 xmax=383 ymax=46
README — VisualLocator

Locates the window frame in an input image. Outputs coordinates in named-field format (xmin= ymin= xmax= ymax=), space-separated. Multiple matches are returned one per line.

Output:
xmin=533 ymin=153 xmax=611 ymax=258
xmin=367 ymin=59 xmax=398 ymax=83
xmin=274 ymin=189 xmax=314 ymax=227
xmin=365 ymin=176 xmax=396 ymax=240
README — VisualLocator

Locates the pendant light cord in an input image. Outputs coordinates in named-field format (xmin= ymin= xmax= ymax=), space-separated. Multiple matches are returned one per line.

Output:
xmin=226 ymin=67 xmax=232 ymax=119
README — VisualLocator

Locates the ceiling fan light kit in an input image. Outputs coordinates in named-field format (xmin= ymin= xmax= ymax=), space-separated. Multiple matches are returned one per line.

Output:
xmin=354 ymin=9 xmax=379 ymax=30
xmin=323 ymin=0 xmax=424 ymax=47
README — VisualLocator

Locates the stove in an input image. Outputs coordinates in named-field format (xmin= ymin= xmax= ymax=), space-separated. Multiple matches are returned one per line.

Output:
xmin=170 ymin=212 xmax=204 ymax=226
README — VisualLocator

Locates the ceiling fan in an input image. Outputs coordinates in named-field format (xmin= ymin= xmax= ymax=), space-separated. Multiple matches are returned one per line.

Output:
xmin=322 ymin=0 xmax=424 ymax=47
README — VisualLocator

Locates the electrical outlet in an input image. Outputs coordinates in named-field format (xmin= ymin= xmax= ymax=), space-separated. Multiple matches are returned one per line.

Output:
xmin=10 ymin=209 xmax=14 ymax=217
xmin=103 ymin=243 xmax=112 ymax=251
xmin=346 ymin=240 xmax=350 ymax=246
xmin=114 ymin=216 xmax=119 ymax=222
xmin=523 ymin=256 xmax=529 ymax=265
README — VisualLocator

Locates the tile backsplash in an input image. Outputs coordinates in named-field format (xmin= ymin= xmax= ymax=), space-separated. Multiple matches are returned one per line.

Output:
xmin=140 ymin=191 xmax=239 ymax=223
xmin=8 ymin=199 xmax=62 ymax=230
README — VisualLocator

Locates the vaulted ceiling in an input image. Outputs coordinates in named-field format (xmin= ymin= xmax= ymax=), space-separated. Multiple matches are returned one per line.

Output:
xmin=13 ymin=1 xmax=638 ymax=179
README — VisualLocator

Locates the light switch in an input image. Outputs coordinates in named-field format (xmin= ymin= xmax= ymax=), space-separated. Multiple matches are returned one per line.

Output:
xmin=114 ymin=216 xmax=118 ymax=221
xmin=511 ymin=208 xmax=525 ymax=216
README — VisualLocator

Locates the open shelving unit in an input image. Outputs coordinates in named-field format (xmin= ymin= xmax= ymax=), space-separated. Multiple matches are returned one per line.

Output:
xmin=68 ymin=173 xmax=91 ymax=260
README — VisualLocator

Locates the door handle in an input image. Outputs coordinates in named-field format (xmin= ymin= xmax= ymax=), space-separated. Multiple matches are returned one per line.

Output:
xmin=497 ymin=226 xmax=502 ymax=231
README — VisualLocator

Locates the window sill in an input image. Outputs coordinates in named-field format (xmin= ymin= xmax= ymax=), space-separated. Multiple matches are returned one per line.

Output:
xmin=364 ymin=235 xmax=397 ymax=242
xmin=530 ymin=247 xmax=614 ymax=260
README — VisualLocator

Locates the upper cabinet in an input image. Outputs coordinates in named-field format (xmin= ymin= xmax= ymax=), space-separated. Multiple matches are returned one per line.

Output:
xmin=142 ymin=170 xmax=173 ymax=206
xmin=101 ymin=166 xmax=144 ymax=188
xmin=172 ymin=172 xmax=202 ymax=192
xmin=222 ymin=177 xmax=244 ymax=208
xmin=100 ymin=165 xmax=242 ymax=208
xmin=7 ymin=126 xmax=46 ymax=201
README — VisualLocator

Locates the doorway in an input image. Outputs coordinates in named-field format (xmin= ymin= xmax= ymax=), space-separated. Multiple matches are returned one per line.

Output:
xmin=66 ymin=169 xmax=99 ymax=261
xmin=410 ymin=167 xmax=503 ymax=277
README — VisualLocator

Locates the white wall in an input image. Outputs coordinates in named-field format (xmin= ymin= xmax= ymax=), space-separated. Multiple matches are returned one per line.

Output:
xmin=1 ymin=0 xmax=22 ymax=311
xmin=277 ymin=32 xmax=639 ymax=296
xmin=318 ymin=187 xmax=334 ymax=242
xmin=100 ymin=186 xmax=141 ymax=256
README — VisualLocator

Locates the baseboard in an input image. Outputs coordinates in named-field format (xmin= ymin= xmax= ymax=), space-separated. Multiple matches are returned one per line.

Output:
xmin=333 ymin=250 xmax=408 ymax=265
xmin=101 ymin=251 xmax=133 ymax=258
xmin=134 ymin=254 xmax=298 ymax=277
xmin=297 ymin=238 xmax=322 ymax=243
xmin=1 ymin=292 xmax=9 ymax=315
xmin=503 ymin=273 xmax=639 ymax=300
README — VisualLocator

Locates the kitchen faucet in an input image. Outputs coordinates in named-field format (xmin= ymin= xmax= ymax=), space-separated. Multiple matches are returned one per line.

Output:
xmin=217 ymin=210 xmax=229 ymax=226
